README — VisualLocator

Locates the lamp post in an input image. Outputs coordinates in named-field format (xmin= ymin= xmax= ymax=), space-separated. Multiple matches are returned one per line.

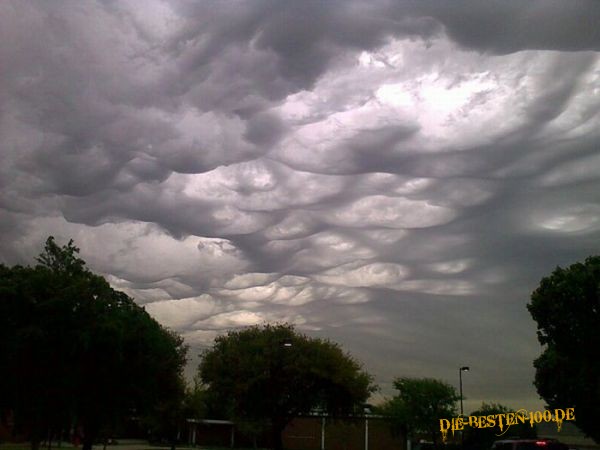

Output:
xmin=459 ymin=366 xmax=469 ymax=415
xmin=459 ymin=366 xmax=469 ymax=449
xmin=268 ymin=338 xmax=293 ymax=450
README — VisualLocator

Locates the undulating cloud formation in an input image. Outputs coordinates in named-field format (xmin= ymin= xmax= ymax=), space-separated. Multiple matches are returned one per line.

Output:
xmin=2 ymin=0 xmax=600 ymax=411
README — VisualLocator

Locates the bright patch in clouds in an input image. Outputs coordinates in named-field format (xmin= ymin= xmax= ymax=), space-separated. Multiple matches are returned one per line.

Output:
xmin=536 ymin=205 xmax=600 ymax=233
xmin=327 ymin=195 xmax=455 ymax=229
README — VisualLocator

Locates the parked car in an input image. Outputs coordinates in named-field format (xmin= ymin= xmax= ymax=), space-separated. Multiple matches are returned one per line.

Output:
xmin=492 ymin=439 xmax=569 ymax=450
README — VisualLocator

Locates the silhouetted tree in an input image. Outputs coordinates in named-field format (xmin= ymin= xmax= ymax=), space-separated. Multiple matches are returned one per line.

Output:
xmin=380 ymin=377 xmax=459 ymax=448
xmin=198 ymin=324 xmax=376 ymax=450
xmin=463 ymin=403 xmax=536 ymax=450
xmin=0 ymin=237 xmax=187 ymax=450
xmin=527 ymin=255 xmax=600 ymax=443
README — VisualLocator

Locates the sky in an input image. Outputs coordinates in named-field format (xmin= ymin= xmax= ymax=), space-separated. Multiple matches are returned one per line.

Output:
xmin=1 ymin=0 xmax=600 ymax=413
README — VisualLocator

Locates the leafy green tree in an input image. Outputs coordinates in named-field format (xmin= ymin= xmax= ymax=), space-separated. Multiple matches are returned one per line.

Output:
xmin=0 ymin=261 xmax=80 ymax=449
xmin=198 ymin=324 xmax=376 ymax=450
xmin=143 ymin=375 xmax=209 ymax=450
xmin=35 ymin=237 xmax=86 ymax=274
xmin=380 ymin=377 xmax=459 ymax=448
xmin=0 ymin=237 xmax=188 ymax=450
xmin=527 ymin=256 xmax=600 ymax=443
xmin=183 ymin=375 xmax=208 ymax=421
xmin=463 ymin=403 xmax=536 ymax=450
xmin=143 ymin=375 xmax=188 ymax=450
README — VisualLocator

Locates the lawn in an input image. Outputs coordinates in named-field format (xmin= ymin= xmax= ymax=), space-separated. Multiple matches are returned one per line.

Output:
xmin=0 ymin=445 xmax=269 ymax=450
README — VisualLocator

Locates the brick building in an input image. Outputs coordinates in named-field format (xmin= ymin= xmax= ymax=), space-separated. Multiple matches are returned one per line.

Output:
xmin=186 ymin=415 xmax=406 ymax=450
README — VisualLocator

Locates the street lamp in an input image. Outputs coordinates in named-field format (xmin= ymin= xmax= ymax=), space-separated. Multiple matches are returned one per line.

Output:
xmin=459 ymin=366 xmax=469 ymax=449
xmin=459 ymin=366 xmax=469 ymax=415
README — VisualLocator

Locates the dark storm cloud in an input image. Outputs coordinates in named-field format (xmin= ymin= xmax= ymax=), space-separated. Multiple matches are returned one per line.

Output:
xmin=1 ymin=0 xmax=600 ymax=411
xmin=165 ymin=1 xmax=438 ymax=100
xmin=167 ymin=0 xmax=600 ymax=103
xmin=419 ymin=0 xmax=600 ymax=54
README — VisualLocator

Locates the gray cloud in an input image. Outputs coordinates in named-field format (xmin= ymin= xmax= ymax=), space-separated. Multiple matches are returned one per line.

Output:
xmin=2 ymin=0 xmax=600 ymax=411
xmin=420 ymin=0 xmax=600 ymax=54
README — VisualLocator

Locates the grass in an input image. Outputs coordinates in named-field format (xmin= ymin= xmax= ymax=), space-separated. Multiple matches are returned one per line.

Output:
xmin=0 ymin=445 xmax=272 ymax=450
xmin=0 ymin=445 xmax=30 ymax=450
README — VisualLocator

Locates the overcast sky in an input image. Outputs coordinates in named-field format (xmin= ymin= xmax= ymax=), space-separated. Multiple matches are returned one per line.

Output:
xmin=2 ymin=0 xmax=600 ymax=413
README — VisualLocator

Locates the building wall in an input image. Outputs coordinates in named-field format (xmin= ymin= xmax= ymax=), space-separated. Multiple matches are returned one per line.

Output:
xmin=283 ymin=417 xmax=322 ymax=450
xmin=284 ymin=416 xmax=406 ymax=450
xmin=188 ymin=416 xmax=406 ymax=450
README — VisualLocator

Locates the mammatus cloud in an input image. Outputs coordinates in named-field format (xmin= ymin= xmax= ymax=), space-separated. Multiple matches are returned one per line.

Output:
xmin=2 ymin=0 xmax=600 ymax=411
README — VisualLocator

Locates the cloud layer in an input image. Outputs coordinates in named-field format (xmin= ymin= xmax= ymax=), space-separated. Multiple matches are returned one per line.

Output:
xmin=2 ymin=0 xmax=600 ymax=411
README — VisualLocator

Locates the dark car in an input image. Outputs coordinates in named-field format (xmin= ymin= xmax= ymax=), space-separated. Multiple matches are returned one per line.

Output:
xmin=492 ymin=439 xmax=569 ymax=450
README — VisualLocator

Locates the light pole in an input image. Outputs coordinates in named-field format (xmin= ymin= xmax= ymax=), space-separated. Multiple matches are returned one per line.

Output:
xmin=459 ymin=366 xmax=469 ymax=416
xmin=459 ymin=366 xmax=469 ymax=449
xmin=270 ymin=337 xmax=293 ymax=450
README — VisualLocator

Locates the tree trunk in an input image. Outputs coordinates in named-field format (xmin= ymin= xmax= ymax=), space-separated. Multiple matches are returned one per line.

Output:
xmin=271 ymin=419 xmax=285 ymax=450
xmin=30 ymin=415 xmax=43 ymax=450
xmin=81 ymin=418 xmax=97 ymax=450
xmin=82 ymin=429 xmax=95 ymax=450
xmin=272 ymin=427 xmax=283 ymax=450
xmin=170 ymin=425 xmax=177 ymax=450
xmin=431 ymin=431 xmax=438 ymax=450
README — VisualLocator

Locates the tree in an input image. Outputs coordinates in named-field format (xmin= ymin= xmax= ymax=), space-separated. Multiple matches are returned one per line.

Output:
xmin=142 ymin=375 xmax=187 ymax=450
xmin=0 ymin=237 xmax=188 ymax=450
xmin=380 ymin=377 xmax=459 ymax=448
xmin=198 ymin=324 xmax=376 ymax=450
xmin=463 ymin=403 xmax=536 ymax=450
xmin=527 ymin=256 xmax=600 ymax=443
xmin=143 ymin=376 xmax=208 ymax=450
xmin=183 ymin=375 xmax=208 ymax=422
xmin=0 ymin=261 xmax=81 ymax=449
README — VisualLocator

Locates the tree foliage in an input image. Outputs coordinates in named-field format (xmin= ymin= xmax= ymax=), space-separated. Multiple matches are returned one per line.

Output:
xmin=527 ymin=255 xmax=600 ymax=443
xmin=198 ymin=323 xmax=376 ymax=450
xmin=463 ymin=403 xmax=536 ymax=450
xmin=144 ymin=375 xmax=208 ymax=450
xmin=380 ymin=377 xmax=459 ymax=447
xmin=0 ymin=237 xmax=188 ymax=450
